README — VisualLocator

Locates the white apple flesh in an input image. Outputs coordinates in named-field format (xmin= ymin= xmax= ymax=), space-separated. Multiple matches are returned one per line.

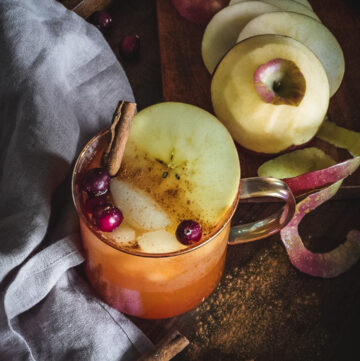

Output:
xmin=211 ymin=35 xmax=329 ymax=154
xmin=202 ymin=1 xmax=280 ymax=74
xmin=291 ymin=0 xmax=313 ymax=10
xmin=237 ymin=11 xmax=345 ymax=97
xmin=229 ymin=0 xmax=319 ymax=20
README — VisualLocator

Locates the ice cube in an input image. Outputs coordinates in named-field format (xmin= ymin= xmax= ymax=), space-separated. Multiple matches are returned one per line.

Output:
xmin=110 ymin=222 xmax=136 ymax=246
xmin=137 ymin=229 xmax=186 ymax=253
xmin=110 ymin=179 xmax=171 ymax=231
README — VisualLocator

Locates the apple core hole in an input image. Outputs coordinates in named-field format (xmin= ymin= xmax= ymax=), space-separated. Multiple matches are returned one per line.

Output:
xmin=254 ymin=58 xmax=306 ymax=106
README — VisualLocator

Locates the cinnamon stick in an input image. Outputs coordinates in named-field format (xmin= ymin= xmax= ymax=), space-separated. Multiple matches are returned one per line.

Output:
xmin=138 ymin=330 xmax=190 ymax=361
xmin=103 ymin=100 xmax=137 ymax=176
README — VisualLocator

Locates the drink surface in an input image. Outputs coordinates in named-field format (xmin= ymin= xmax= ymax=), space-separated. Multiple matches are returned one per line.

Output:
xmin=82 ymin=102 xmax=241 ymax=254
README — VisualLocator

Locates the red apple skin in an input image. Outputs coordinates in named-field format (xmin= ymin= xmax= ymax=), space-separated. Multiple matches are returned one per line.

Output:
xmin=172 ymin=0 xmax=229 ymax=25
xmin=284 ymin=157 xmax=360 ymax=197
xmin=280 ymin=181 xmax=360 ymax=278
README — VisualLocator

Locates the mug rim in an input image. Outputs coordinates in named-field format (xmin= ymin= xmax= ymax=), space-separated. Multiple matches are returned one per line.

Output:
xmin=72 ymin=129 xmax=241 ymax=259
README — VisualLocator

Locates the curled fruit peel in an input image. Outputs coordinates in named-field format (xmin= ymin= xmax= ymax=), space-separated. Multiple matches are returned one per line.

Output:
xmin=284 ymin=156 xmax=360 ymax=196
xmin=317 ymin=120 xmax=360 ymax=157
xmin=280 ymin=158 xmax=360 ymax=277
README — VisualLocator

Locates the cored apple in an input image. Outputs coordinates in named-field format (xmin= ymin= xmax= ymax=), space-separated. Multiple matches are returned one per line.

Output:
xmin=237 ymin=11 xmax=345 ymax=96
xmin=202 ymin=1 xmax=280 ymax=74
xmin=229 ymin=0 xmax=319 ymax=21
xmin=211 ymin=35 xmax=329 ymax=154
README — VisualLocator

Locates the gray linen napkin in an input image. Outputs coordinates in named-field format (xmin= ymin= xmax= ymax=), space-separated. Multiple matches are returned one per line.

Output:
xmin=0 ymin=0 xmax=154 ymax=359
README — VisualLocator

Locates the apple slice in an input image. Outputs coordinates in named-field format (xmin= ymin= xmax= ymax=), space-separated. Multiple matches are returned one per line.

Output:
xmin=292 ymin=0 xmax=313 ymax=10
xmin=237 ymin=11 xmax=345 ymax=97
xmin=117 ymin=102 xmax=240 ymax=241
xmin=202 ymin=1 xmax=281 ymax=74
xmin=229 ymin=0 xmax=319 ymax=21
xmin=257 ymin=148 xmax=336 ymax=179
xmin=211 ymin=35 xmax=329 ymax=154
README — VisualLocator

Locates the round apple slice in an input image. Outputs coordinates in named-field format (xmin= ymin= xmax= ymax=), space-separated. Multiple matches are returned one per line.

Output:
xmin=237 ymin=11 xmax=345 ymax=97
xmin=229 ymin=0 xmax=319 ymax=21
xmin=211 ymin=35 xmax=329 ymax=154
xmin=202 ymin=1 xmax=281 ymax=74
xmin=292 ymin=0 xmax=313 ymax=10
xmin=257 ymin=147 xmax=336 ymax=179
xmin=116 ymin=102 xmax=241 ymax=238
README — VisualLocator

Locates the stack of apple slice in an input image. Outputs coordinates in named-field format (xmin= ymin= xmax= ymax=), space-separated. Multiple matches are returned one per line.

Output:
xmin=201 ymin=2 xmax=345 ymax=154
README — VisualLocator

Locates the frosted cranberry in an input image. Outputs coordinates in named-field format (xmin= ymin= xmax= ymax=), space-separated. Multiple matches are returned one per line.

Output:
xmin=119 ymin=34 xmax=140 ymax=60
xmin=176 ymin=220 xmax=202 ymax=245
xmin=90 ymin=11 xmax=112 ymax=30
xmin=92 ymin=204 xmax=123 ymax=232
xmin=85 ymin=195 xmax=107 ymax=214
xmin=81 ymin=168 xmax=110 ymax=196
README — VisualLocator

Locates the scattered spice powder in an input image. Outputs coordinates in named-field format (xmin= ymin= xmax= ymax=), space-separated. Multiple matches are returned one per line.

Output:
xmin=177 ymin=239 xmax=350 ymax=361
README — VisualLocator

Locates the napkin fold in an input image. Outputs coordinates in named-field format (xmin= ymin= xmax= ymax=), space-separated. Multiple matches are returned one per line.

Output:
xmin=0 ymin=0 xmax=154 ymax=359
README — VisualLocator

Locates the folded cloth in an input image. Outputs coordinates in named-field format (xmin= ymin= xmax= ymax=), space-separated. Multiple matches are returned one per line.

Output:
xmin=0 ymin=0 xmax=154 ymax=360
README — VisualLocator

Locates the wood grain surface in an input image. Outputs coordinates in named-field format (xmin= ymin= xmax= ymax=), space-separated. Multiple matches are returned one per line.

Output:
xmin=156 ymin=0 xmax=360 ymax=193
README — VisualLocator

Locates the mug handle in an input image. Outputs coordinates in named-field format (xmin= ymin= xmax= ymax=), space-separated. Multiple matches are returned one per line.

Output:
xmin=229 ymin=177 xmax=296 ymax=245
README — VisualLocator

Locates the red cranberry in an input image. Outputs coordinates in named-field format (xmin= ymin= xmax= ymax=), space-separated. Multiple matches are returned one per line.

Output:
xmin=119 ymin=34 xmax=140 ymax=60
xmin=176 ymin=220 xmax=202 ymax=245
xmin=85 ymin=195 xmax=107 ymax=214
xmin=90 ymin=11 xmax=112 ymax=30
xmin=92 ymin=204 xmax=123 ymax=232
xmin=81 ymin=168 xmax=110 ymax=196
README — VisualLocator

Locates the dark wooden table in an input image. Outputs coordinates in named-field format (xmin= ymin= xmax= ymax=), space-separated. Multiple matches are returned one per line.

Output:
xmin=64 ymin=0 xmax=360 ymax=359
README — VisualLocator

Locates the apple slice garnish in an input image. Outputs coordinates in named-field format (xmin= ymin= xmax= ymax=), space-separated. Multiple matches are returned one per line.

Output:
xmin=237 ymin=11 xmax=344 ymax=97
xmin=317 ymin=120 xmax=360 ymax=157
xmin=229 ymin=0 xmax=319 ymax=21
xmin=211 ymin=34 xmax=329 ymax=154
xmin=202 ymin=1 xmax=280 ymax=74
xmin=115 ymin=102 xmax=240 ymax=242
xmin=280 ymin=180 xmax=360 ymax=278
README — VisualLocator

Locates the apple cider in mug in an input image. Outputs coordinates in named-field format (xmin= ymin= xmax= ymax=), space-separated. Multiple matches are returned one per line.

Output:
xmin=73 ymin=102 xmax=241 ymax=319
